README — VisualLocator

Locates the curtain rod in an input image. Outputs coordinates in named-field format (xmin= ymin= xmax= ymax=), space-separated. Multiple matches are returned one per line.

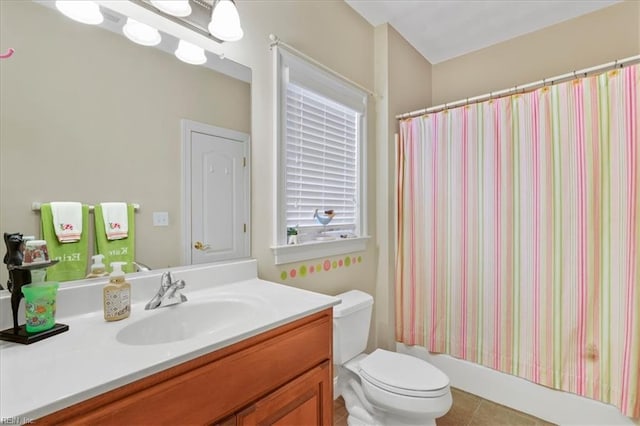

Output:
xmin=269 ymin=34 xmax=379 ymax=98
xmin=396 ymin=54 xmax=640 ymax=120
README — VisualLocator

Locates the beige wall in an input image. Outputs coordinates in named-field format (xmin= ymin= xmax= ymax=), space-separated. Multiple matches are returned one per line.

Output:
xmin=222 ymin=2 xmax=379 ymax=304
xmin=374 ymin=24 xmax=432 ymax=349
xmin=432 ymin=0 xmax=640 ymax=105
xmin=4 ymin=0 xmax=634 ymax=354
xmin=220 ymin=2 xmax=433 ymax=351
xmin=0 ymin=1 xmax=250 ymax=285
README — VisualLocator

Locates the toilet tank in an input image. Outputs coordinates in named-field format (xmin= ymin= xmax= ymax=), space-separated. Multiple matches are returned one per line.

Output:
xmin=333 ymin=290 xmax=374 ymax=364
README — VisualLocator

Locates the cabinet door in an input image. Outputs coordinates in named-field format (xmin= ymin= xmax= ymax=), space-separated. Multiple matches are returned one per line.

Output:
xmin=237 ymin=362 xmax=332 ymax=426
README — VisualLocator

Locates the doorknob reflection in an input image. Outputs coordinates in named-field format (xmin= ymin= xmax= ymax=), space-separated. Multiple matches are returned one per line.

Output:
xmin=193 ymin=241 xmax=210 ymax=251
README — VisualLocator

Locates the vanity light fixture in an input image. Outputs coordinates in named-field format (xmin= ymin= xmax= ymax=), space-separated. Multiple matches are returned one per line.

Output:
xmin=175 ymin=40 xmax=207 ymax=65
xmin=150 ymin=0 xmax=192 ymax=18
xmin=208 ymin=0 xmax=244 ymax=42
xmin=55 ymin=0 xmax=104 ymax=25
xmin=123 ymin=18 xmax=162 ymax=46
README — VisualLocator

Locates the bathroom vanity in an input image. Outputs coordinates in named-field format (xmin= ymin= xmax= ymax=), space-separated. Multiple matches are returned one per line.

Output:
xmin=0 ymin=260 xmax=338 ymax=425
xmin=41 ymin=309 xmax=332 ymax=425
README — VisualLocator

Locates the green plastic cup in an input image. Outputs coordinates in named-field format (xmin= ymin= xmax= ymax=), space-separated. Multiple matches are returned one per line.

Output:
xmin=22 ymin=281 xmax=59 ymax=333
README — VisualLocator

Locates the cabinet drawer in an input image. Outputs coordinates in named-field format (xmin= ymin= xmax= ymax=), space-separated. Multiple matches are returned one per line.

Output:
xmin=43 ymin=309 xmax=332 ymax=425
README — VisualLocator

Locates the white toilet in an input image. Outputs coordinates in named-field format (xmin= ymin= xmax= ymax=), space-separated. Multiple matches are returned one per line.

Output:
xmin=333 ymin=290 xmax=452 ymax=426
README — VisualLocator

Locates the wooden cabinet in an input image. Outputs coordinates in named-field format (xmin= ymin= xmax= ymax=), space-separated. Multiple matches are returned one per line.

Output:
xmin=40 ymin=309 xmax=333 ymax=425
xmin=237 ymin=362 xmax=331 ymax=425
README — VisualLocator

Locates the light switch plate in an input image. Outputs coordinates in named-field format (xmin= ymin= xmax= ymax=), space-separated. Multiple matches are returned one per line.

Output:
xmin=153 ymin=212 xmax=169 ymax=227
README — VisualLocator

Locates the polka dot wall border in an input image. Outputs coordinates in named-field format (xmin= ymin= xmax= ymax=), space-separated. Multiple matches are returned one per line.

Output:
xmin=280 ymin=255 xmax=363 ymax=281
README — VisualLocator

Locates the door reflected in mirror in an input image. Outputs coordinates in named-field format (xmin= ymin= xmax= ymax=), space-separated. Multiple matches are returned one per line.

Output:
xmin=0 ymin=1 xmax=251 ymax=288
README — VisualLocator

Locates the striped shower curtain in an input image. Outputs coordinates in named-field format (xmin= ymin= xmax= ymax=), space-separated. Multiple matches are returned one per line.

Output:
xmin=395 ymin=64 xmax=639 ymax=417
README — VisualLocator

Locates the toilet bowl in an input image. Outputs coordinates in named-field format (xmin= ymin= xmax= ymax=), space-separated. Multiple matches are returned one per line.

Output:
xmin=333 ymin=290 xmax=452 ymax=426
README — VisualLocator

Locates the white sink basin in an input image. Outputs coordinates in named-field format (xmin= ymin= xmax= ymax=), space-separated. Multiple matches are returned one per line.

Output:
xmin=116 ymin=298 xmax=266 ymax=346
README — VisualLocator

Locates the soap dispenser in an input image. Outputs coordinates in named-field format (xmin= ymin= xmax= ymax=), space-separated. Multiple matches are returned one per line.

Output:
xmin=86 ymin=254 xmax=108 ymax=278
xmin=103 ymin=262 xmax=131 ymax=321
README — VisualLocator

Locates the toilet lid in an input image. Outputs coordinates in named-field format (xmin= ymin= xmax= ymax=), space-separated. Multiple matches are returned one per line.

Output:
xmin=359 ymin=349 xmax=450 ymax=398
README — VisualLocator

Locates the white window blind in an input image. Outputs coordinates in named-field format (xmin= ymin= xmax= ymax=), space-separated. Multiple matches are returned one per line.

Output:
xmin=273 ymin=45 xmax=368 ymax=263
xmin=285 ymin=83 xmax=359 ymax=238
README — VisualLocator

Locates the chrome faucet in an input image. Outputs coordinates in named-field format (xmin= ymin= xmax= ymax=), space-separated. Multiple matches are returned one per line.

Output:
xmin=145 ymin=271 xmax=187 ymax=310
xmin=132 ymin=261 xmax=152 ymax=272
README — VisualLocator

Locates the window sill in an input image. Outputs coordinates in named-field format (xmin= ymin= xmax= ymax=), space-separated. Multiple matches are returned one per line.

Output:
xmin=271 ymin=236 xmax=370 ymax=265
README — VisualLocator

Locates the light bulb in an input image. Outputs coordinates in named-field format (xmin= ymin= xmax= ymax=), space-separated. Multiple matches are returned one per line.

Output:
xmin=175 ymin=40 xmax=206 ymax=65
xmin=55 ymin=1 xmax=103 ymax=25
xmin=123 ymin=18 xmax=161 ymax=46
xmin=208 ymin=0 xmax=243 ymax=42
xmin=150 ymin=0 xmax=192 ymax=17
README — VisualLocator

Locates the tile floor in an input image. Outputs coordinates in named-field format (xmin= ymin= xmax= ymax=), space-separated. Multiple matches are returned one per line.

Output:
xmin=333 ymin=388 xmax=555 ymax=426
xmin=333 ymin=396 xmax=349 ymax=426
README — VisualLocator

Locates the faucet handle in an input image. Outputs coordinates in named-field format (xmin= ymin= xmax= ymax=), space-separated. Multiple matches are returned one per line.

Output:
xmin=164 ymin=279 xmax=187 ymax=304
xmin=161 ymin=271 xmax=173 ymax=288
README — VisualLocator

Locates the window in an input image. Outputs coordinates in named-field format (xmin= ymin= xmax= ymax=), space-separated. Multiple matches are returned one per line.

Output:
xmin=272 ymin=47 xmax=369 ymax=264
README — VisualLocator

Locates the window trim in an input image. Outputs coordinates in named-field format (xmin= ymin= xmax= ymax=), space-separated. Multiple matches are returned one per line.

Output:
xmin=271 ymin=46 xmax=368 ymax=265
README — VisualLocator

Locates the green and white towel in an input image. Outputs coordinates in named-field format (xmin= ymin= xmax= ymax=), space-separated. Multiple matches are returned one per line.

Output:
xmin=94 ymin=203 xmax=136 ymax=273
xmin=40 ymin=203 xmax=90 ymax=281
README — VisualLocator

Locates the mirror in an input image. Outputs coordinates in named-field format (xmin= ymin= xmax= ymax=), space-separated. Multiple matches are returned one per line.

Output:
xmin=0 ymin=1 xmax=251 ymax=287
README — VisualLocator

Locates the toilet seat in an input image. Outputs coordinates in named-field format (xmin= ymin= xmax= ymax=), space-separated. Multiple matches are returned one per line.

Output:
xmin=359 ymin=349 xmax=450 ymax=398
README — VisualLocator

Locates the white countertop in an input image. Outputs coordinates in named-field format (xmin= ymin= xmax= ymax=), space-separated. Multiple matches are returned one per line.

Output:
xmin=0 ymin=260 xmax=339 ymax=421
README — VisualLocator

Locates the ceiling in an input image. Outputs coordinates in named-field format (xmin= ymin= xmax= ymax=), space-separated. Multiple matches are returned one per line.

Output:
xmin=345 ymin=0 xmax=621 ymax=64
